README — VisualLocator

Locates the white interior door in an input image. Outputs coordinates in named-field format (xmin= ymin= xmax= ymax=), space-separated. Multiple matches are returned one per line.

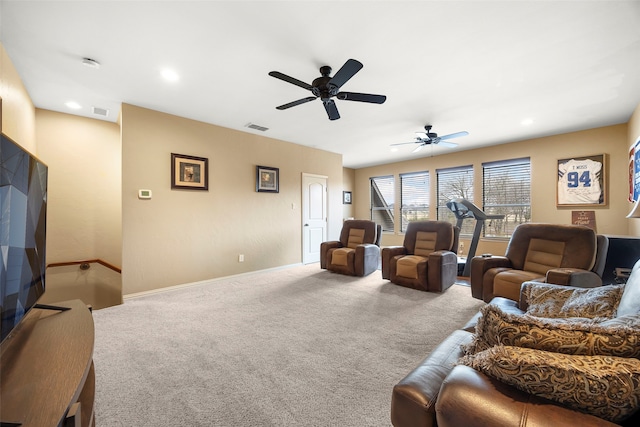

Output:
xmin=302 ymin=173 xmax=327 ymax=264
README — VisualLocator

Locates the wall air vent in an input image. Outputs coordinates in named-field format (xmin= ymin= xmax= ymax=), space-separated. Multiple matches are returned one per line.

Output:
xmin=245 ymin=122 xmax=269 ymax=132
xmin=92 ymin=106 xmax=109 ymax=117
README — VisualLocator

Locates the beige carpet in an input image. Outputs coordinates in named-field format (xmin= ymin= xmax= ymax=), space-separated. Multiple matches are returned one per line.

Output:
xmin=92 ymin=263 xmax=484 ymax=426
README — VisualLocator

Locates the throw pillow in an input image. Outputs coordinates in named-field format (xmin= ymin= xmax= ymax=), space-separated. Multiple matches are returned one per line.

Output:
xmin=616 ymin=259 xmax=640 ymax=318
xmin=463 ymin=303 xmax=640 ymax=358
xmin=523 ymin=282 xmax=624 ymax=319
xmin=459 ymin=345 xmax=640 ymax=423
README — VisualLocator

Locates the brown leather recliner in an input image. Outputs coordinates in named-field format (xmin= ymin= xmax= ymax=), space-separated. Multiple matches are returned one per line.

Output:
xmin=320 ymin=220 xmax=382 ymax=277
xmin=382 ymin=221 xmax=459 ymax=292
xmin=470 ymin=223 xmax=603 ymax=303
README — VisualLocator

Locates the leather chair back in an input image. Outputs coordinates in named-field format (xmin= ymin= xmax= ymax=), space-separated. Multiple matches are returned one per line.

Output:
xmin=504 ymin=223 xmax=597 ymax=272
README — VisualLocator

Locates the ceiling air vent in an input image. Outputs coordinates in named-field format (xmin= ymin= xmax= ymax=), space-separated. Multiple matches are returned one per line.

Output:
xmin=92 ymin=106 xmax=109 ymax=117
xmin=245 ymin=122 xmax=269 ymax=132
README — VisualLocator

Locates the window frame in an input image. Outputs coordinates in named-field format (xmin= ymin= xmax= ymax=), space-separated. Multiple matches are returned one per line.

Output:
xmin=400 ymin=171 xmax=430 ymax=232
xmin=370 ymin=175 xmax=395 ymax=232
xmin=482 ymin=157 xmax=531 ymax=238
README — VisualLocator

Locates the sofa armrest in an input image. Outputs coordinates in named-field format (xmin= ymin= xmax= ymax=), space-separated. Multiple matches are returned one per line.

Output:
xmin=391 ymin=330 xmax=473 ymax=427
xmin=354 ymin=244 xmax=381 ymax=277
xmin=470 ymin=256 xmax=512 ymax=300
xmin=382 ymin=246 xmax=407 ymax=279
xmin=546 ymin=268 xmax=603 ymax=288
xmin=320 ymin=241 xmax=342 ymax=269
xmin=427 ymin=250 xmax=458 ymax=292
xmin=436 ymin=365 xmax=620 ymax=427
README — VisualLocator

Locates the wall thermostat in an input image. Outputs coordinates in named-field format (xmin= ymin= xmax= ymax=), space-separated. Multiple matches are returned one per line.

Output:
xmin=138 ymin=189 xmax=152 ymax=199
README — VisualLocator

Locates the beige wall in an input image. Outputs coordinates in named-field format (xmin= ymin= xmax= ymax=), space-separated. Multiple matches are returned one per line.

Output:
xmin=0 ymin=43 xmax=36 ymax=152
xmin=121 ymin=103 xmax=343 ymax=295
xmin=35 ymin=109 xmax=122 ymax=267
xmin=355 ymin=123 xmax=636 ymax=254
xmin=342 ymin=167 xmax=355 ymax=220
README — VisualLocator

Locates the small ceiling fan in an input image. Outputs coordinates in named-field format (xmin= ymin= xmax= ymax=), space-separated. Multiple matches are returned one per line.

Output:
xmin=268 ymin=58 xmax=386 ymax=121
xmin=392 ymin=125 xmax=469 ymax=153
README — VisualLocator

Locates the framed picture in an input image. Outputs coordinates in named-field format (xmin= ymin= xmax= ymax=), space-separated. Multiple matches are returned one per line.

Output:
xmin=557 ymin=154 xmax=607 ymax=207
xmin=343 ymin=191 xmax=352 ymax=204
xmin=171 ymin=153 xmax=208 ymax=190
xmin=256 ymin=165 xmax=279 ymax=193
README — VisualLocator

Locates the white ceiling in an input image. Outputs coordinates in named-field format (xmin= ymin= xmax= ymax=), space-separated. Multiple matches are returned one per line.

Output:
xmin=1 ymin=1 xmax=639 ymax=168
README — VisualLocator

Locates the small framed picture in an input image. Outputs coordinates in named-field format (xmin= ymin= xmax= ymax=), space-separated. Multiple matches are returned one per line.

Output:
xmin=171 ymin=153 xmax=208 ymax=190
xmin=557 ymin=154 xmax=607 ymax=207
xmin=256 ymin=165 xmax=279 ymax=193
xmin=343 ymin=191 xmax=352 ymax=204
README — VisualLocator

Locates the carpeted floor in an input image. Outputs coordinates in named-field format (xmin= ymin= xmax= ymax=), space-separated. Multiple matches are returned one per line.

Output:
xmin=92 ymin=263 xmax=484 ymax=426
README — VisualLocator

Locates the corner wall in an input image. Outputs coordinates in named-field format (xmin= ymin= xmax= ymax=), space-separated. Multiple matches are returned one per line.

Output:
xmin=121 ymin=104 xmax=343 ymax=295
xmin=35 ymin=109 xmax=122 ymax=267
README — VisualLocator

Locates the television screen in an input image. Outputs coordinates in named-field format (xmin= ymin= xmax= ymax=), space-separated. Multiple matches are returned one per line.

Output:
xmin=0 ymin=133 xmax=48 ymax=343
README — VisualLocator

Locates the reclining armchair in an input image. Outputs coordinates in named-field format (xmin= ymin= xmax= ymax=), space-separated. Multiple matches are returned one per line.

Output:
xmin=471 ymin=223 xmax=606 ymax=302
xmin=382 ymin=221 xmax=459 ymax=292
xmin=320 ymin=219 xmax=381 ymax=277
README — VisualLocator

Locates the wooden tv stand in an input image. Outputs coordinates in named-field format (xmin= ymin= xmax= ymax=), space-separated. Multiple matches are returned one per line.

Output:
xmin=0 ymin=300 xmax=95 ymax=427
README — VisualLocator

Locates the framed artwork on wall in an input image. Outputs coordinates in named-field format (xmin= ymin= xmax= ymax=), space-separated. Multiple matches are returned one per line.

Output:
xmin=557 ymin=154 xmax=607 ymax=207
xmin=256 ymin=165 xmax=279 ymax=193
xmin=343 ymin=191 xmax=352 ymax=204
xmin=630 ymin=137 xmax=640 ymax=202
xmin=171 ymin=153 xmax=209 ymax=190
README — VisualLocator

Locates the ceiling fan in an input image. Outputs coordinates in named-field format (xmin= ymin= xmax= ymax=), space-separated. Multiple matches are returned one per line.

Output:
xmin=392 ymin=125 xmax=469 ymax=153
xmin=268 ymin=58 xmax=386 ymax=121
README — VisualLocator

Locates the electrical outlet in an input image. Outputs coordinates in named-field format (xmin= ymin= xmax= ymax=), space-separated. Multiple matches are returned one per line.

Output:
xmin=238 ymin=254 xmax=244 ymax=262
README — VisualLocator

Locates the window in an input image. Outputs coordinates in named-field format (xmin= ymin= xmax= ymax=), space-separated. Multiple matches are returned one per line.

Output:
xmin=437 ymin=165 xmax=474 ymax=235
xmin=370 ymin=175 xmax=395 ymax=232
xmin=483 ymin=158 xmax=531 ymax=237
xmin=400 ymin=171 xmax=429 ymax=232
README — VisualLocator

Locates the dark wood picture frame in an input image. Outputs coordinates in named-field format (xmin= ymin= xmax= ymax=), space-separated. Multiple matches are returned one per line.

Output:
xmin=256 ymin=165 xmax=279 ymax=193
xmin=171 ymin=153 xmax=209 ymax=190
xmin=556 ymin=153 xmax=607 ymax=207
xmin=343 ymin=191 xmax=352 ymax=204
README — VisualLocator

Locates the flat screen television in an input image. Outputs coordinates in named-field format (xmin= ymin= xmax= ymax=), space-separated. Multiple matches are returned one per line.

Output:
xmin=0 ymin=132 xmax=48 ymax=344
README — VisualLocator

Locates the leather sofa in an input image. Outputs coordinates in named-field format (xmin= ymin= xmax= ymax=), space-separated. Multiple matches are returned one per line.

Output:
xmin=391 ymin=261 xmax=640 ymax=427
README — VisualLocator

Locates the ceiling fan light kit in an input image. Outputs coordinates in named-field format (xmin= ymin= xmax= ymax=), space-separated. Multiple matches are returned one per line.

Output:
xmin=269 ymin=58 xmax=386 ymax=121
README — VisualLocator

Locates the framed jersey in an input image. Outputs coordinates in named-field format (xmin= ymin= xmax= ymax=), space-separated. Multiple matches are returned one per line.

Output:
xmin=557 ymin=154 xmax=607 ymax=207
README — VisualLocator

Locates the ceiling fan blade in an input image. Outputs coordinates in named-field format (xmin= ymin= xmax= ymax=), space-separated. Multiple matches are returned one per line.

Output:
xmin=268 ymin=71 xmax=313 ymax=91
xmin=275 ymin=96 xmax=317 ymax=110
xmin=390 ymin=141 xmax=421 ymax=146
xmin=439 ymin=131 xmax=469 ymax=140
xmin=336 ymin=92 xmax=386 ymax=104
xmin=436 ymin=140 xmax=459 ymax=148
xmin=412 ymin=144 xmax=425 ymax=153
xmin=323 ymin=99 xmax=340 ymax=120
xmin=328 ymin=59 xmax=363 ymax=90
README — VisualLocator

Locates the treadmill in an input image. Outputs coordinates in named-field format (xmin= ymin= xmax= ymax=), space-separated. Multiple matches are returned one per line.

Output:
xmin=446 ymin=198 xmax=505 ymax=277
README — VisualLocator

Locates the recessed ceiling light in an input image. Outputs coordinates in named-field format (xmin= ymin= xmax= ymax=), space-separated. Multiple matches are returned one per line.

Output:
xmin=521 ymin=118 xmax=534 ymax=126
xmin=161 ymin=69 xmax=179 ymax=82
xmin=65 ymin=101 xmax=82 ymax=110
xmin=390 ymin=147 xmax=399 ymax=152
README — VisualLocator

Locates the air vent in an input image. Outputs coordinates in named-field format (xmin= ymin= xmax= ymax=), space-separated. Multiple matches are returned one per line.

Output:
xmin=245 ymin=122 xmax=269 ymax=132
xmin=92 ymin=106 xmax=109 ymax=117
